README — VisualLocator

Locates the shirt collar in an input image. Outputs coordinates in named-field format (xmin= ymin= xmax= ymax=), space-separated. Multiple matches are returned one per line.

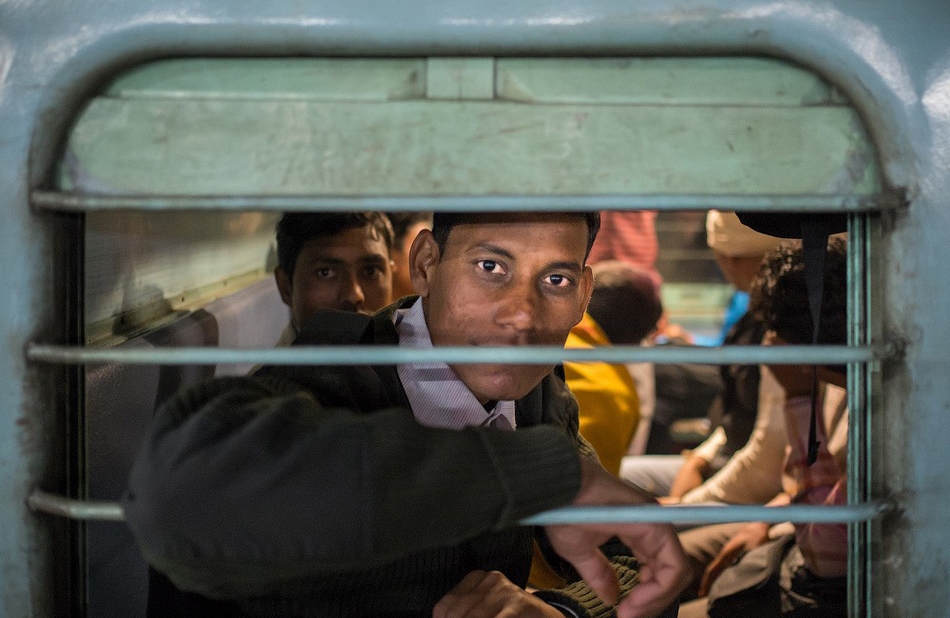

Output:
xmin=393 ymin=298 xmax=516 ymax=431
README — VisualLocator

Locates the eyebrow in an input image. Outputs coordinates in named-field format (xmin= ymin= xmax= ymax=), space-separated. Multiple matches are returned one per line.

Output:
xmin=301 ymin=256 xmax=346 ymax=266
xmin=474 ymin=242 xmax=516 ymax=261
xmin=359 ymin=254 xmax=390 ymax=264
xmin=546 ymin=261 xmax=584 ymax=274
xmin=302 ymin=253 xmax=389 ymax=267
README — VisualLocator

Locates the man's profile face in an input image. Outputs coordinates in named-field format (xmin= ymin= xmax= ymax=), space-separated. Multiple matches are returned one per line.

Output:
xmin=410 ymin=213 xmax=593 ymax=404
xmin=276 ymin=224 xmax=393 ymax=325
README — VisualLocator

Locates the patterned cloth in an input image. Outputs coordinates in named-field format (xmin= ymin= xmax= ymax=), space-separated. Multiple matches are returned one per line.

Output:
xmin=393 ymin=298 xmax=516 ymax=431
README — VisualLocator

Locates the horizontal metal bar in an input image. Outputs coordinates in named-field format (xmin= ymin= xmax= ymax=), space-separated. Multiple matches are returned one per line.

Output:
xmin=27 ymin=490 xmax=126 ymax=522
xmin=31 ymin=191 xmax=904 ymax=213
xmin=27 ymin=488 xmax=888 ymax=525
xmin=27 ymin=343 xmax=879 ymax=366
xmin=521 ymin=502 xmax=892 ymax=525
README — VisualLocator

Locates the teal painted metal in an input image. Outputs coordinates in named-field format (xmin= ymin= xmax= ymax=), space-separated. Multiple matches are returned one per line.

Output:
xmin=2 ymin=1 xmax=949 ymax=617
xmin=25 ymin=488 xmax=891 ymax=527
xmin=846 ymin=213 xmax=872 ymax=616
xmin=26 ymin=343 xmax=879 ymax=366
xmin=27 ymin=491 xmax=126 ymax=523
xmin=32 ymin=191 xmax=904 ymax=212
xmin=520 ymin=503 xmax=892 ymax=526
xmin=60 ymin=65 xmax=879 ymax=196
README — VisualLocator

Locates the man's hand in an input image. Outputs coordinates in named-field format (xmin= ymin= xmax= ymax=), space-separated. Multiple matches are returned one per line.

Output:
xmin=544 ymin=456 xmax=690 ymax=618
xmin=697 ymin=521 xmax=770 ymax=596
xmin=433 ymin=570 xmax=565 ymax=618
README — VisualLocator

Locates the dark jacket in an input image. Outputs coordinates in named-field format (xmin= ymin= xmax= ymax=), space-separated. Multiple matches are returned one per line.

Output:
xmin=124 ymin=298 xmax=640 ymax=617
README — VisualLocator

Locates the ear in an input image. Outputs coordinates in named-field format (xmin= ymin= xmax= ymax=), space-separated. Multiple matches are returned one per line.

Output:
xmin=408 ymin=230 xmax=440 ymax=298
xmin=274 ymin=267 xmax=293 ymax=307
xmin=577 ymin=265 xmax=594 ymax=320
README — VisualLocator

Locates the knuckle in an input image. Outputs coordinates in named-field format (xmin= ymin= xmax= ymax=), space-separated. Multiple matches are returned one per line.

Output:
xmin=483 ymin=570 xmax=506 ymax=585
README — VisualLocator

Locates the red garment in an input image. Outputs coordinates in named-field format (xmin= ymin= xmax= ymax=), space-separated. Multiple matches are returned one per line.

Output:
xmin=588 ymin=211 xmax=661 ymax=284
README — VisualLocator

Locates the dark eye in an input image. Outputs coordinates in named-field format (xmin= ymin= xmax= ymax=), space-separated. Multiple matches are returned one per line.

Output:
xmin=544 ymin=273 xmax=572 ymax=288
xmin=316 ymin=267 xmax=334 ymax=278
xmin=477 ymin=260 xmax=504 ymax=274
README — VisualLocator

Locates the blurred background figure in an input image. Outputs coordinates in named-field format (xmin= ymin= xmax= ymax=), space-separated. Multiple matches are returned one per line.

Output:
xmin=385 ymin=211 xmax=433 ymax=300
xmin=587 ymin=210 xmax=661 ymax=288
xmin=621 ymin=210 xmax=783 ymax=497
xmin=564 ymin=260 xmax=663 ymax=475
xmin=678 ymin=237 xmax=850 ymax=617
xmin=705 ymin=210 xmax=785 ymax=344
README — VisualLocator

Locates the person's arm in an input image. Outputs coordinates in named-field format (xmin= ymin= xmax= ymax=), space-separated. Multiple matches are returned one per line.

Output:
xmin=664 ymin=427 xmax=725 ymax=500
xmin=678 ymin=366 xmax=787 ymax=505
xmin=123 ymin=374 xmax=582 ymax=598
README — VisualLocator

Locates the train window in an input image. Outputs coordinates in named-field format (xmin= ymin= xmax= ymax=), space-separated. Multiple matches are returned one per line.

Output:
xmin=59 ymin=57 xmax=879 ymax=334
xmin=37 ymin=56 xmax=885 ymax=617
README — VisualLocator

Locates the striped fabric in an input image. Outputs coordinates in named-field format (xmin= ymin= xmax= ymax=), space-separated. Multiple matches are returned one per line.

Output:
xmin=393 ymin=299 xmax=516 ymax=431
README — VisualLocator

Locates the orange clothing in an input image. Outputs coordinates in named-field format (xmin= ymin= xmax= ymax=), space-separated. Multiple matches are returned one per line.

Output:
xmin=563 ymin=313 xmax=641 ymax=476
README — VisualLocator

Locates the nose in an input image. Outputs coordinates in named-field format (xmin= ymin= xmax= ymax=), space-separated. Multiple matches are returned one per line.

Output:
xmin=495 ymin=281 xmax=538 ymax=334
xmin=339 ymin=272 xmax=366 ymax=311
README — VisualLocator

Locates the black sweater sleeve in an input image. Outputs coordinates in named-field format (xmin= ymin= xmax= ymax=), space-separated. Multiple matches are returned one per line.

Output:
xmin=123 ymin=374 xmax=581 ymax=598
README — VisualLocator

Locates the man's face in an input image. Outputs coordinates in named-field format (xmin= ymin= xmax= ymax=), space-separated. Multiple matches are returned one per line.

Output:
xmin=410 ymin=213 xmax=593 ymax=404
xmin=276 ymin=225 xmax=393 ymax=325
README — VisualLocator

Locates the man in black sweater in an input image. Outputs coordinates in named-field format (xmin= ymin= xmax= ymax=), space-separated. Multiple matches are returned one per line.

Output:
xmin=124 ymin=211 xmax=689 ymax=618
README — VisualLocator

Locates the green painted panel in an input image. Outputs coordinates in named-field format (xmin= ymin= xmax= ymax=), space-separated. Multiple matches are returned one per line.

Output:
xmin=426 ymin=58 xmax=494 ymax=100
xmin=496 ymin=57 xmax=843 ymax=106
xmin=105 ymin=57 xmax=840 ymax=106
xmin=105 ymin=58 xmax=426 ymax=101
xmin=62 ymin=98 xmax=880 ymax=195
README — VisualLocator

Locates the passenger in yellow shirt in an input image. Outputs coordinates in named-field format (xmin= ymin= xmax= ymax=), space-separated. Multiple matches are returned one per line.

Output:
xmin=564 ymin=260 xmax=663 ymax=475
xmin=530 ymin=259 xmax=664 ymax=591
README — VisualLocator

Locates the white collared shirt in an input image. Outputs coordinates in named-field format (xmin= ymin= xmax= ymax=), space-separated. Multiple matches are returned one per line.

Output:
xmin=393 ymin=299 xmax=516 ymax=431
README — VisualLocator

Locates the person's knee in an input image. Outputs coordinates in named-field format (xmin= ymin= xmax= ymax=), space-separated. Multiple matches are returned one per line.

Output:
xmin=677 ymin=597 xmax=709 ymax=618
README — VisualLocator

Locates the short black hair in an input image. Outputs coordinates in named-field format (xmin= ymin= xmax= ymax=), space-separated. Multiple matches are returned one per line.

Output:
xmin=385 ymin=211 xmax=433 ymax=244
xmin=275 ymin=212 xmax=394 ymax=278
xmin=587 ymin=261 xmax=663 ymax=344
xmin=750 ymin=236 xmax=848 ymax=346
xmin=429 ymin=212 xmax=601 ymax=262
